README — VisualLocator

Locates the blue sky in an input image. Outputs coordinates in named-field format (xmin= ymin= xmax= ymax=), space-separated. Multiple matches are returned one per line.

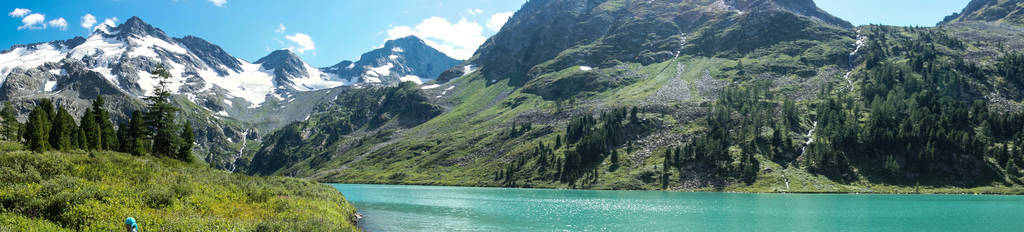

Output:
xmin=2 ymin=0 xmax=970 ymax=67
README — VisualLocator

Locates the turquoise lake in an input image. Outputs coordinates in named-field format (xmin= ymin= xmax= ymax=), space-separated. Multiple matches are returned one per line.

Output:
xmin=332 ymin=184 xmax=1024 ymax=231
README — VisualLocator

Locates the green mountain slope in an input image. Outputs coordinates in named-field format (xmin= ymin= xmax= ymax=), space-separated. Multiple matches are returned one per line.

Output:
xmin=0 ymin=142 xmax=358 ymax=231
xmin=246 ymin=0 xmax=1024 ymax=193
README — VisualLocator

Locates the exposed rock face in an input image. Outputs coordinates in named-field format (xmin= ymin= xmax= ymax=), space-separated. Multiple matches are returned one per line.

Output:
xmin=177 ymin=36 xmax=243 ymax=76
xmin=469 ymin=0 xmax=851 ymax=82
xmin=940 ymin=0 xmax=1024 ymax=26
xmin=323 ymin=36 xmax=462 ymax=85
xmin=256 ymin=49 xmax=311 ymax=87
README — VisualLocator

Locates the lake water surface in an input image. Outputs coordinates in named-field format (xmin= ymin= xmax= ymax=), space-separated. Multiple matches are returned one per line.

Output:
xmin=332 ymin=184 xmax=1024 ymax=231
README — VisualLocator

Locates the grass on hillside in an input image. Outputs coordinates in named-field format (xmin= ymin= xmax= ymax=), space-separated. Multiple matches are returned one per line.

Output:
xmin=0 ymin=141 xmax=358 ymax=231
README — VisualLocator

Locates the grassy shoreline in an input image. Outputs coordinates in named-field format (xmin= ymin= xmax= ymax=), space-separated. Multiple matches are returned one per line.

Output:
xmin=0 ymin=142 xmax=359 ymax=231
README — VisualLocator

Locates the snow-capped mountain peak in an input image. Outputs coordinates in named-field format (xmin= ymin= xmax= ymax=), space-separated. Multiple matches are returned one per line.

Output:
xmin=323 ymin=35 xmax=462 ymax=86
xmin=1 ymin=16 xmax=459 ymax=126
xmin=101 ymin=16 xmax=175 ymax=41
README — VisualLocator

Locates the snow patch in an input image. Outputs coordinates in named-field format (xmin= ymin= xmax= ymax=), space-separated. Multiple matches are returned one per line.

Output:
xmin=437 ymin=85 xmax=455 ymax=98
xmin=421 ymin=84 xmax=441 ymax=89
xmin=0 ymin=43 xmax=67 ymax=84
xmin=48 ymin=69 xmax=64 ymax=76
xmin=389 ymin=55 xmax=399 ymax=60
xmin=223 ymin=99 xmax=233 ymax=106
xmin=368 ymin=63 xmax=393 ymax=77
xmin=128 ymin=36 xmax=189 ymax=58
xmin=400 ymin=75 xmax=423 ymax=84
xmin=44 ymin=81 xmax=57 ymax=91
xmin=392 ymin=47 xmax=404 ymax=53
xmin=215 ymin=110 xmax=229 ymax=117
xmin=286 ymin=63 xmax=346 ymax=91
xmin=579 ymin=66 xmax=593 ymax=71
xmin=201 ymin=61 xmax=276 ymax=106
xmin=69 ymin=35 xmax=125 ymax=61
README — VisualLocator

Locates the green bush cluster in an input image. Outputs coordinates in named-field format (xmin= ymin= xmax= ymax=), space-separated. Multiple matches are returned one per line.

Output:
xmin=0 ymin=143 xmax=358 ymax=231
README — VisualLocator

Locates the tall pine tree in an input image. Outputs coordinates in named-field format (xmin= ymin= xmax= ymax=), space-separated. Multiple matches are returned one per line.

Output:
xmin=128 ymin=111 xmax=148 ymax=156
xmin=146 ymin=65 xmax=182 ymax=159
xmin=1 ymin=102 xmax=18 ymax=141
xmin=49 ymin=107 xmax=77 ymax=151
xmin=91 ymin=96 xmax=118 ymax=150
xmin=80 ymin=110 xmax=101 ymax=150
xmin=178 ymin=121 xmax=194 ymax=162
xmin=24 ymin=104 xmax=51 ymax=152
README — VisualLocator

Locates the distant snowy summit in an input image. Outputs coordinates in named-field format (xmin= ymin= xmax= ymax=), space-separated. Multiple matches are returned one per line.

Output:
xmin=322 ymin=36 xmax=462 ymax=86
xmin=0 ymin=16 xmax=461 ymax=109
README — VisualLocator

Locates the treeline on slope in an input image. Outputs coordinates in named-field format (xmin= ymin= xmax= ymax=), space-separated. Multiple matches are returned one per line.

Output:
xmin=247 ymin=82 xmax=442 ymax=175
xmin=499 ymin=25 xmax=1024 ymax=189
xmin=0 ymin=65 xmax=195 ymax=162
xmin=663 ymin=82 xmax=795 ymax=188
xmin=805 ymin=25 xmax=1024 ymax=185
xmin=495 ymin=106 xmax=654 ymax=187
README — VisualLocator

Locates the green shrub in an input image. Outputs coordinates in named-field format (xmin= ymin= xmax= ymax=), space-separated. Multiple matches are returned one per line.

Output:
xmin=0 ymin=150 xmax=358 ymax=231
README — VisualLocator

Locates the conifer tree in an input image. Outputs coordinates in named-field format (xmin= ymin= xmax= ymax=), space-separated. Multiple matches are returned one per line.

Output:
xmin=49 ymin=107 xmax=77 ymax=151
xmin=146 ymin=65 xmax=182 ymax=158
xmin=80 ymin=110 xmax=101 ymax=150
xmin=38 ymin=99 xmax=54 ymax=121
xmin=610 ymin=149 xmax=620 ymax=170
xmin=76 ymin=127 xmax=87 ymax=150
xmin=117 ymin=122 xmax=129 ymax=152
xmin=91 ymin=96 xmax=118 ymax=150
xmin=24 ymin=104 xmax=51 ymax=152
xmin=1 ymin=102 xmax=18 ymax=141
xmin=127 ymin=111 xmax=148 ymax=156
xmin=178 ymin=121 xmax=194 ymax=162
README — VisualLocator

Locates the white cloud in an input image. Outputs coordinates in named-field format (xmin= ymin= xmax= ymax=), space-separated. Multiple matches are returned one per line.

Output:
xmin=285 ymin=33 xmax=315 ymax=54
xmin=93 ymin=17 xmax=118 ymax=31
xmin=387 ymin=17 xmax=485 ymax=59
xmin=209 ymin=0 xmax=227 ymax=7
xmin=17 ymin=13 xmax=46 ymax=30
xmin=487 ymin=12 xmax=513 ymax=31
xmin=80 ymin=13 xmax=96 ymax=29
xmin=467 ymin=9 xmax=483 ymax=15
xmin=8 ymin=8 xmax=31 ymax=18
xmin=275 ymin=23 xmax=286 ymax=33
xmin=47 ymin=17 xmax=67 ymax=30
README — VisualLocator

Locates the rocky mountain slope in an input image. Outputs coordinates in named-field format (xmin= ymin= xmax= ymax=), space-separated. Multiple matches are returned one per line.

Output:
xmin=245 ymin=0 xmax=1024 ymax=193
xmin=0 ymin=17 xmax=459 ymax=169
xmin=941 ymin=0 xmax=1024 ymax=26
xmin=324 ymin=36 xmax=462 ymax=85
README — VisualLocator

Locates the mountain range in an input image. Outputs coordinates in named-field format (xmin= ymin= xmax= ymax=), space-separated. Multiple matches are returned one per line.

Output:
xmin=0 ymin=16 xmax=459 ymax=169
xmin=4 ymin=0 xmax=1024 ymax=192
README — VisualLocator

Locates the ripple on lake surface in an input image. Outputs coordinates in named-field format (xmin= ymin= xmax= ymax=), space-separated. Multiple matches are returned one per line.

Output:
xmin=332 ymin=184 xmax=1024 ymax=232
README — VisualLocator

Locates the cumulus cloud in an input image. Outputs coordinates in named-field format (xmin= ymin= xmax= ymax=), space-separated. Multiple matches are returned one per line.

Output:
xmin=487 ymin=12 xmax=513 ymax=31
xmin=275 ymin=23 xmax=286 ymax=33
xmin=285 ymin=33 xmax=315 ymax=54
xmin=17 ymin=13 xmax=46 ymax=30
xmin=8 ymin=8 xmax=31 ymax=18
xmin=93 ymin=17 xmax=118 ymax=31
xmin=47 ymin=17 xmax=67 ymax=30
xmin=80 ymin=13 xmax=96 ymax=29
xmin=467 ymin=9 xmax=483 ymax=15
xmin=209 ymin=0 xmax=226 ymax=7
xmin=387 ymin=17 xmax=485 ymax=60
